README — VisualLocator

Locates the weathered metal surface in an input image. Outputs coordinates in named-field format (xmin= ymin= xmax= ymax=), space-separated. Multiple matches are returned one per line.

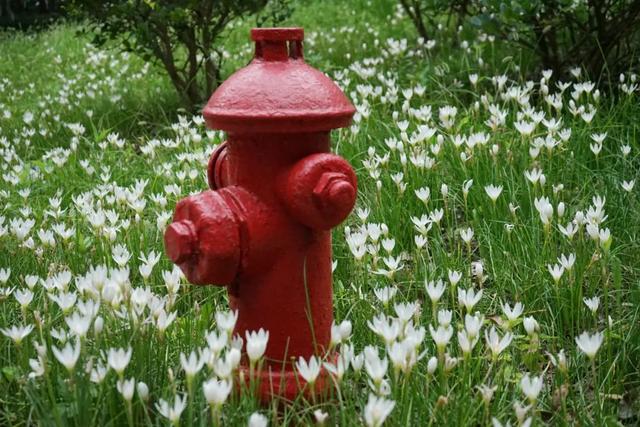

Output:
xmin=164 ymin=27 xmax=356 ymax=402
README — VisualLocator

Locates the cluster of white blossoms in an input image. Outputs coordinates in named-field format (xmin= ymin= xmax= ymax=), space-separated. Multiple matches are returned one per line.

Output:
xmin=0 ymin=12 xmax=637 ymax=426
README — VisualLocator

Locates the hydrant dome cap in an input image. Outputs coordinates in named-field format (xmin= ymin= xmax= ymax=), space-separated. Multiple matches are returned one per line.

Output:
xmin=203 ymin=27 xmax=355 ymax=133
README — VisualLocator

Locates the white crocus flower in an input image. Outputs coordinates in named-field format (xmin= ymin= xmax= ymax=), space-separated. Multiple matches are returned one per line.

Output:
xmin=1 ymin=324 xmax=34 ymax=345
xmin=429 ymin=325 xmax=453 ymax=351
xmin=547 ymin=264 xmax=565 ymax=284
xmin=180 ymin=350 xmax=205 ymax=379
xmin=502 ymin=302 xmax=524 ymax=324
xmin=202 ymin=378 xmax=232 ymax=407
xmin=520 ymin=373 xmax=543 ymax=403
xmin=155 ymin=395 xmax=187 ymax=424
xmin=107 ymin=347 xmax=132 ymax=376
xmin=248 ymin=412 xmax=268 ymax=427
xmin=364 ymin=394 xmax=396 ymax=427
xmin=458 ymin=288 xmax=483 ymax=312
xmin=117 ymin=377 xmax=136 ymax=401
xmin=425 ymin=279 xmax=446 ymax=304
xmin=583 ymin=296 xmax=600 ymax=314
xmin=575 ymin=331 xmax=604 ymax=359
xmin=245 ymin=328 xmax=269 ymax=362
xmin=52 ymin=338 xmax=81 ymax=372
xmin=485 ymin=327 xmax=513 ymax=359
xmin=621 ymin=180 xmax=635 ymax=192
xmin=296 ymin=355 xmax=322 ymax=385
xmin=484 ymin=184 xmax=503 ymax=202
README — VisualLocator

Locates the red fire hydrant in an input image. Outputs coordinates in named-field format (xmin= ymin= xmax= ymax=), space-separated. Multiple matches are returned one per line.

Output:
xmin=164 ymin=27 xmax=356 ymax=401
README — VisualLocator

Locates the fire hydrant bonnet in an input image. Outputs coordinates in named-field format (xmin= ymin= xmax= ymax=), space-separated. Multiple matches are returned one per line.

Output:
xmin=203 ymin=27 xmax=355 ymax=134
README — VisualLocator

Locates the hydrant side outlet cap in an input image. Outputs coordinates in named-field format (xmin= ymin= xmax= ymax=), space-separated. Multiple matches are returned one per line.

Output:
xmin=203 ymin=27 xmax=356 ymax=133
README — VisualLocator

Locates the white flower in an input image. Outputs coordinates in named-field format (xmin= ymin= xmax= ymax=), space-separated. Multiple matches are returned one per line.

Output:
xmin=425 ymin=279 xmax=446 ymax=304
xmin=575 ymin=331 xmax=604 ymax=359
xmin=477 ymin=384 xmax=497 ymax=405
xmin=591 ymin=132 xmax=607 ymax=144
xmin=156 ymin=309 xmax=177 ymax=334
xmin=523 ymin=317 xmax=539 ymax=336
xmin=314 ymin=409 xmax=329 ymax=425
xmin=485 ymin=327 xmax=513 ymax=359
xmin=52 ymin=338 xmax=81 ymax=372
xmin=205 ymin=329 xmax=228 ymax=355
xmin=23 ymin=111 xmax=34 ymax=124
xmin=202 ymin=378 xmax=232 ymax=406
xmin=448 ymin=270 xmax=462 ymax=286
xmin=117 ymin=377 xmax=136 ymax=401
xmin=373 ymin=286 xmax=397 ymax=305
xmin=502 ymin=302 xmax=524 ymax=323
xmin=368 ymin=314 xmax=400 ymax=345
xmin=364 ymin=346 xmax=388 ymax=386
xmin=245 ymin=328 xmax=269 ymax=362
xmin=558 ymin=253 xmax=576 ymax=271
xmin=216 ymin=310 xmax=238 ymax=335
xmin=464 ymin=313 xmax=484 ymax=340
xmin=394 ymin=302 xmax=418 ymax=324
xmin=548 ymin=349 xmax=568 ymax=373
xmin=90 ymin=363 xmax=108 ymax=384
xmin=460 ymin=227 xmax=474 ymax=243
xmin=414 ymin=187 xmax=430 ymax=204
xmin=248 ymin=412 xmax=269 ymax=427
xmin=29 ymin=356 xmax=45 ymax=378
xmin=324 ymin=356 xmax=348 ymax=382
xmin=137 ymin=381 xmax=149 ymax=401
xmin=65 ymin=312 xmax=93 ymax=338
xmin=462 ymin=179 xmax=473 ymax=196
xmin=484 ymin=184 xmax=503 ymax=202
xmin=107 ymin=347 xmax=133 ymax=376
xmin=429 ymin=325 xmax=453 ymax=351
xmin=437 ymin=309 xmax=452 ymax=327
xmin=458 ymin=288 xmax=483 ymax=312
xmin=155 ymin=395 xmax=186 ymax=424
xmin=621 ymin=180 xmax=635 ymax=192
xmin=296 ymin=355 xmax=322 ymax=385
xmin=514 ymin=120 xmax=535 ymax=136
xmin=427 ymin=356 xmax=438 ymax=375
xmin=582 ymin=295 xmax=598 ymax=315
xmin=14 ymin=288 xmax=33 ymax=308
xmin=520 ymin=373 xmax=543 ymax=403
xmin=599 ymin=228 xmax=612 ymax=250
xmin=547 ymin=264 xmax=565 ymax=284
xmin=533 ymin=197 xmax=553 ymax=225
xmin=180 ymin=350 xmax=205 ymax=379
xmin=1 ymin=324 xmax=34 ymax=345
xmin=457 ymin=330 xmax=477 ymax=355
xmin=364 ymin=394 xmax=395 ymax=427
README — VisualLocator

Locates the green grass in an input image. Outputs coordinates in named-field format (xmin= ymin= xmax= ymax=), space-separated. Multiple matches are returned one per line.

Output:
xmin=1 ymin=0 xmax=640 ymax=425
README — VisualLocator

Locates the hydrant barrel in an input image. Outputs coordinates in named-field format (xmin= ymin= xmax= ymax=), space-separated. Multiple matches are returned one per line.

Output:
xmin=165 ymin=27 xmax=357 ymax=402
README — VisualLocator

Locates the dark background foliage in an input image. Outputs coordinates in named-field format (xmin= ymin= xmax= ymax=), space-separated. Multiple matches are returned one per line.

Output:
xmin=0 ymin=0 xmax=63 ymax=28
xmin=399 ymin=0 xmax=640 ymax=83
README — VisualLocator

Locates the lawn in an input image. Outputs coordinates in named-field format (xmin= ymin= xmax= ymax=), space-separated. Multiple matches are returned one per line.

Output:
xmin=1 ymin=0 xmax=639 ymax=425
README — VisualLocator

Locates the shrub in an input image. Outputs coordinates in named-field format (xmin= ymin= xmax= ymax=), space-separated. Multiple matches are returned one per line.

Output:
xmin=68 ymin=0 xmax=271 ymax=110
xmin=474 ymin=0 xmax=640 ymax=80
xmin=398 ymin=0 xmax=472 ymax=42
xmin=399 ymin=0 xmax=640 ymax=80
